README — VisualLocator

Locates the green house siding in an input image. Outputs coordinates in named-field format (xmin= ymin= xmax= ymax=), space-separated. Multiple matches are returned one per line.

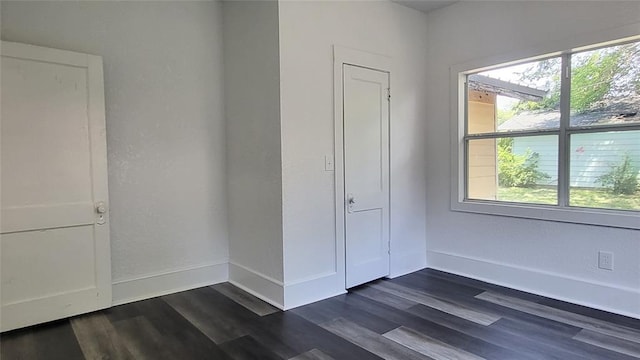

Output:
xmin=512 ymin=132 xmax=640 ymax=188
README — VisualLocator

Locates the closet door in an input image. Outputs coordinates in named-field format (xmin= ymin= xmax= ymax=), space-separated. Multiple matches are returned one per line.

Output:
xmin=343 ymin=64 xmax=390 ymax=288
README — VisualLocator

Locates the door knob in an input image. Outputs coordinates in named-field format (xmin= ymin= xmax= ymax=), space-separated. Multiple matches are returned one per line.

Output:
xmin=96 ymin=202 xmax=107 ymax=214
xmin=347 ymin=194 xmax=355 ymax=213
xmin=95 ymin=202 xmax=107 ymax=225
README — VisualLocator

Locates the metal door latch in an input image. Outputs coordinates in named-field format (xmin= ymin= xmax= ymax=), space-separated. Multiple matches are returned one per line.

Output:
xmin=347 ymin=194 xmax=356 ymax=213
xmin=96 ymin=201 xmax=107 ymax=225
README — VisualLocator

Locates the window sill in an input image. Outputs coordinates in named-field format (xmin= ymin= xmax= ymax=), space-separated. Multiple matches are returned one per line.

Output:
xmin=451 ymin=199 xmax=640 ymax=230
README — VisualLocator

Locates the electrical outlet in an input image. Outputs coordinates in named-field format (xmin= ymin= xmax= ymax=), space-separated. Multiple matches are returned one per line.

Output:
xmin=598 ymin=251 xmax=614 ymax=271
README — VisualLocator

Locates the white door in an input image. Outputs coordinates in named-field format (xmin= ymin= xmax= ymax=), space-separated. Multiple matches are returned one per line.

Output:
xmin=1 ymin=41 xmax=111 ymax=332
xmin=343 ymin=64 xmax=390 ymax=288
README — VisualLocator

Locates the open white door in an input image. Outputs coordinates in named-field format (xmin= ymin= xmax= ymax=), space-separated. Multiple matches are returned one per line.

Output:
xmin=343 ymin=64 xmax=390 ymax=288
xmin=1 ymin=41 xmax=111 ymax=331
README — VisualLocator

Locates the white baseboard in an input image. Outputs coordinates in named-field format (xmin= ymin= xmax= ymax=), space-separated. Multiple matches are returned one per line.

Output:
xmin=284 ymin=272 xmax=346 ymax=310
xmin=427 ymin=250 xmax=640 ymax=319
xmin=2 ymin=288 xmax=108 ymax=332
xmin=390 ymin=250 xmax=427 ymax=278
xmin=228 ymin=262 xmax=285 ymax=308
xmin=112 ymin=262 xmax=228 ymax=306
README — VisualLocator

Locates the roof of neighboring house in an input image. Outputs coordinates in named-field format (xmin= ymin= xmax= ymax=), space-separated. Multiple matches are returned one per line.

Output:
xmin=468 ymin=74 xmax=547 ymax=102
xmin=498 ymin=95 xmax=640 ymax=131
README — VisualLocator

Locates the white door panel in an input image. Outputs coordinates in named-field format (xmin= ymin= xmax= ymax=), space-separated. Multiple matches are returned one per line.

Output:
xmin=346 ymin=209 xmax=383 ymax=263
xmin=1 ymin=203 xmax=95 ymax=234
xmin=1 ymin=41 xmax=111 ymax=331
xmin=1 ymin=227 xmax=97 ymax=305
xmin=1 ymin=57 xmax=93 ymax=207
xmin=344 ymin=64 xmax=390 ymax=288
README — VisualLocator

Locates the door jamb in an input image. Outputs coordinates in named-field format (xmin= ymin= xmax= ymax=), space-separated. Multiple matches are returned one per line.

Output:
xmin=333 ymin=45 xmax=392 ymax=291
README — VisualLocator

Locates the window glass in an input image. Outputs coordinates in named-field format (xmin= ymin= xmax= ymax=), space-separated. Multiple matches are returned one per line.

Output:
xmin=569 ymin=131 xmax=640 ymax=211
xmin=467 ymin=135 xmax=558 ymax=205
xmin=570 ymin=41 xmax=640 ymax=127
xmin=461 ymin=37 xmax=639 ymax=222
xmin=468 ymin=58 xmax=561 ymax=134
xmin=467 ymin=138 xmax=497 ymax=200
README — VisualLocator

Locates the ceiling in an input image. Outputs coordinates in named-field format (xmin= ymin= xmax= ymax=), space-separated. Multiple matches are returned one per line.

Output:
xmin=391 ymin=0 xmax=458 ymax=13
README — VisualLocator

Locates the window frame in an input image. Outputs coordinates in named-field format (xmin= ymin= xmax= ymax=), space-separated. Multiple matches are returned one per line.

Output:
xmin=451 ymin=34 xmax=640 ymax=230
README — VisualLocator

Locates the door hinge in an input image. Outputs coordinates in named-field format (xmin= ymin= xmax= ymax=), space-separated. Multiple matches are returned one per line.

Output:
xmin=387 ymin=88 xmax=391 ymax=101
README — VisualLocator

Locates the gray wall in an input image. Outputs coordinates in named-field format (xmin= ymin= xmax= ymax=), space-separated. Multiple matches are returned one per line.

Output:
xmin=223 ymin=0 xmax=284 ymax=305
xmin=425 ymin=1 xmax=640 ymax=317
xmin=1 ymin=1 xmax=229 ymax=303
xmin=278 ymin=0 xmax=429 ymax=307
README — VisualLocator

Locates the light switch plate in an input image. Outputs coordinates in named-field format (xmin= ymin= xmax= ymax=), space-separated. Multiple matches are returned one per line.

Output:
xmin=598 ymin=251 xmax=613 ymax=270
xmin=325 ymin=155 xmax=335 ymax=171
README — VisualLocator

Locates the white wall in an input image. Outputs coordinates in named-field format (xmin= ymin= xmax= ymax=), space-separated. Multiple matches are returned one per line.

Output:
xmin=1 ymin=1 xmax=229 ymax=304
xmin=278 ymin=0 xmax=429 ymax=308
xmin=425 ymin=1 xmax=640 ymax=318
xmin=1 ymin=0 xmax=427 ymax=312
xmin=223 ymin=1 xmax=285 ymax=307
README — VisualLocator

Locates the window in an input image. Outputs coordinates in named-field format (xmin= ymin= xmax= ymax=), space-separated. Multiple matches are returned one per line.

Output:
xmin=453 ymin=37 xmax=640 ymax=229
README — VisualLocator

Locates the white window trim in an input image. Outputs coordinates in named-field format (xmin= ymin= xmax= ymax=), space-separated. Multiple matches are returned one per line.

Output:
xmin=450 ymin=25 xmax=640 ymax=230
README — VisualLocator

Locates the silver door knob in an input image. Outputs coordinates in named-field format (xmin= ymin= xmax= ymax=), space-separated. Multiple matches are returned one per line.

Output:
xmin=96 ymin=202 xmax=107 ymax=214
xmin=347 ymin=195 xmax=356 ymax=213
xmin=347 ymin=194 xmax=356 ymax=213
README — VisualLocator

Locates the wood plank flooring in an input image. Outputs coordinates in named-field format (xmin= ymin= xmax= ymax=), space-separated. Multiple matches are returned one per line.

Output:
xmin=2 ymin=269 xmax=640 ymax=360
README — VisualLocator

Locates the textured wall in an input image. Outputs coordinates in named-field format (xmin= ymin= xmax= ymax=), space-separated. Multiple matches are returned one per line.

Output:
xmin=278 ymin=0 xmax=429 ymax=305
xmin=425 ymin=1 xmax=640 ymax=317
xmin=223 ymin=0 xmax=284 ymax=302
xmin=1 ymin=1 xmax=229 ymax=294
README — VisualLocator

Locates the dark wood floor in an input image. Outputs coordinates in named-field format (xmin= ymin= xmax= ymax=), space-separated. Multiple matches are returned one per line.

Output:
xmin=2 ymin=269 xmax=640 ymax=360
